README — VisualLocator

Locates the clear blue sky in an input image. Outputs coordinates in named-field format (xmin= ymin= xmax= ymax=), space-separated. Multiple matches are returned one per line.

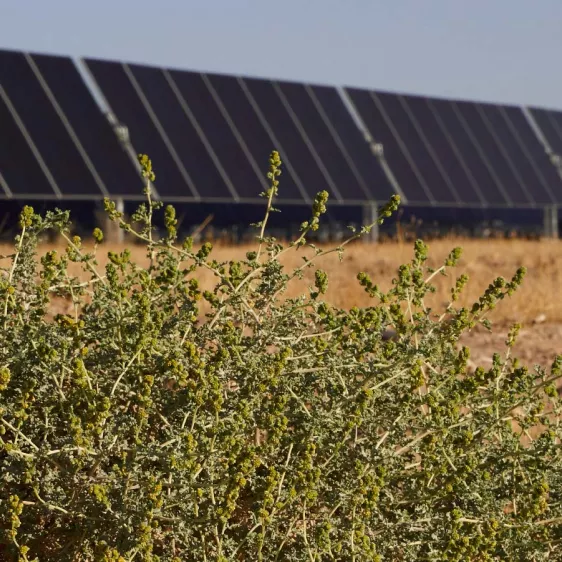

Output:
xmin=2 ymin=0 xmax=562 ymax=109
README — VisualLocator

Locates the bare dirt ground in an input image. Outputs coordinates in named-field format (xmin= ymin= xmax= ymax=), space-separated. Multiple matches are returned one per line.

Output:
xmin=2 ymin=236 xmax=561 ymax=373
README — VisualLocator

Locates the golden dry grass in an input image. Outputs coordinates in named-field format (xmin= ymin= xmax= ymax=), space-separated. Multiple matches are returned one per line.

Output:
xmin=2 ymin=235 xmax=561 ymax=325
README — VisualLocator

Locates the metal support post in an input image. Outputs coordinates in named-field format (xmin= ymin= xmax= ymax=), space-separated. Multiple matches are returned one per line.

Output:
xmin=362 ymin=203 xmax=379 ymax=243
xmin=543 ymin=205 xmax=559 ymax=239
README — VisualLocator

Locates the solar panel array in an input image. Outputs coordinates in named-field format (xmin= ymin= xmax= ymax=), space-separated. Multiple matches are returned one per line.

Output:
xmin=83 ymin=58 xmax=395 ymax=204
xmin=345 ymin=89 xmax=562 ymax=208
xmin=2 ymin=47 xmax=562 ymax=216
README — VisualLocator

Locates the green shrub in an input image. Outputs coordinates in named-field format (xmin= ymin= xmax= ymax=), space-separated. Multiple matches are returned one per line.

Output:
xmin=1 ymin=152 xmax=561 ymax=561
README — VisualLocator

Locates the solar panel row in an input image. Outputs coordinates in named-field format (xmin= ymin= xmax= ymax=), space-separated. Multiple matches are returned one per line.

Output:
xmin=345 ymin=88 xmax=562 ymax=207
xmin=84 ymin=58 xmax=395 ymax=203
xmin=0 ymin=50 xmax=141 ymax=198
xmin=1 ymin=47 xmax=562 ymax=212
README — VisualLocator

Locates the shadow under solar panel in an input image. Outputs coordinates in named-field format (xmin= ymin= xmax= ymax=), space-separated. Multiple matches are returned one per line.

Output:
xmin=0 ymin=91 xmax=57 ymax=197
xmin=205 ymin=73 xmax=304 ymax=201
xmin=310 ymin=86 xmax=395 ymax=203
xmin=430 ymin=99 xmax=508 ymax=207
xmin=346 ymin=88 xmax=431 ymax=204
xmin=168 ymin=69 xmax=268 ymax=200
xmin=32 ymin=54 xmax=143 ymax=198
xmin=1 ymin=50 xmax=102 ymax=197
xmin=85 ymin=59 xmax=195 ymax=199
xmin=480 ymin=105 xmax=555 ymax=205
xmin=243 ymin=78 xmax=344 ymax=203
xmin=404 ymin=95 xmax=483 ymax=205
xmin=278 ymin=81 xmax=370 ymax=202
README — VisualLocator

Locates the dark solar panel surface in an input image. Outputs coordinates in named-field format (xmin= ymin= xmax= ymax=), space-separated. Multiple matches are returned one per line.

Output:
xmin=376 ymin=92 xmax=458 ymax=204
xmin=346 ymin=88 xmax=431 ymax=204
xmin=278 ymin=81 xmax=367 ymax=201
xmin=533 ymin=109 xmax=562 ymax=167
xmin=205 ymin=73 xmax=303 ymax=201
xmin=85 ymin=59 xmax=192 ymax=198
xmin=503 ymin=107 xmax=561 ymax=203
xmin=530 ymin=108 xmax=562 ymax=151
xmin=32 ymin=54 xmax=142 ymax=196
xmin=0 ymin=93 xmax=56 ymax=196
xmin=457 ymin=102 xmax=531 ymax=206
xmin=243 ymin=77 xmax=340 ymax=202
xmin=405 ymin=95 xmax=483 ymax=205
xmin=480 ymin=105 xmax=554 ymax=205
xmin=169 ymin=69 xmax=266 ymax=200
xmin=310 ymin=86 xmax=394 ymax=202
xmin=127 ymin=64 xmax=232 ymax=199
xmin=1 ymin=50 xmax=101 ymax=196
xmin=548 ymin=111 xmax=562 ymax=146
xmin=431 ymin=99 xmax=508 ymax=206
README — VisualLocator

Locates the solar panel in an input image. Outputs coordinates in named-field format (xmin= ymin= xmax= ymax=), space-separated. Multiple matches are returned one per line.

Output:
xmin=0 ymin=91 xmax=57 ymax=197
xmin=243 ymin=77 xmax=346 ymax=203
xmin=310 ymin=86 xmax=395 ymax=202
xmin=84 ymin=59 xmax=195 ymax=199
xmin=125 ymin=64 xmax=237 ymax=200
xmin=457 ymin=102 xmax=533 ymax=206
xmin=166 ymin=69 xmax=269 ymax=200
xmin=404 ymin=95 xmax=484 ymax=205
xmin=277 ymin=81 xmax=368 ymax=202
xmin=204 ymin=73 xmax=304 ymax=201
xmin=376 ymin=92 xmax=461 ymax=204
xmin=505 ymin=108 xmax=562 ymax=203
xmin=345 ymin=88 xmax=432 ymax=204
xmin=31 ymin=54 xmax=142 ymax=197
xmin=0 ymin=50 xmax=102 ymax=197
xmin=530 ymin=108 xmax=562 ymax=153
xmin=429 ymin=99 xmax=508 ymax=207
xmin=547 ymin=110 xmax=562 ymax=146
xmin=480 ymin=105 xmax=555 ymax=205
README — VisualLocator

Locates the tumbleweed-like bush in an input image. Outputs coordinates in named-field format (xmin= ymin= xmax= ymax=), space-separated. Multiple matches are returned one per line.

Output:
xmin=1 ymin=152 xmax=561 ymax=561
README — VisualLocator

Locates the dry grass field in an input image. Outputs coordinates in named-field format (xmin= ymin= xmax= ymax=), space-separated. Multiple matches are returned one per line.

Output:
xmin=2 ymin=235 xmax=562 ymax=371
